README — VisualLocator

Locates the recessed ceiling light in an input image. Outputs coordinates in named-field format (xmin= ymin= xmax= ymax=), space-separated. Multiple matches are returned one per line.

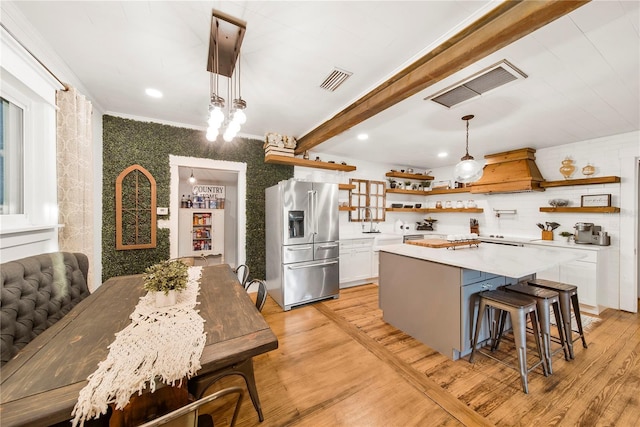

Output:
xmin=438 ymin=152 xmax=448 ymax=158
xmin=357 ymin=133 xmax=369 ymax=141
xmin=145 ymin=88 xmax=163 ymax=98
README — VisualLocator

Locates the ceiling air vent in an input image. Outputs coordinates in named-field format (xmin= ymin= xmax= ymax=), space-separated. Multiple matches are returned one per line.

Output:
xmin=320 ymin=67 xmax=353 ymax=92
xmin=426 ymin=60 xmax=527 ymax=108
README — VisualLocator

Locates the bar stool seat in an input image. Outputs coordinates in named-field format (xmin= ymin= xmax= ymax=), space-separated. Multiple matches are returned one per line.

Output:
xmin=469 ymin=289 xmax=547 ymax=394
xmin=528 ymin=278 xmax=588 ymax=359
xmin=499 ymin=283 xmax=570 ymax=373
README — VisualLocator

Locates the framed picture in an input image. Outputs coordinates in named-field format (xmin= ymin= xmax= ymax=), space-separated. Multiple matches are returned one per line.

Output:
xmin=581 ymin=194 xmax=611 ymax=207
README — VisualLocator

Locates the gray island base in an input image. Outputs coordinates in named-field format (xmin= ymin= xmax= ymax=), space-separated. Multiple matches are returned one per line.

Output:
xmin=378 ymin=244 xmax=583 ymax=360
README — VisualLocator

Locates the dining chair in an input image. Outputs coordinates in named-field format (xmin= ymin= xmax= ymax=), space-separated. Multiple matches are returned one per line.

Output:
xmin=136 ymin=386 xmax=244 ymax=427
xmin=187 ymin=279 xmax=268 ymax=422
xmin=234 ymin=264 xmax=250 ymax=289
xmin=247 ymin=279 xmax=268 ymax=312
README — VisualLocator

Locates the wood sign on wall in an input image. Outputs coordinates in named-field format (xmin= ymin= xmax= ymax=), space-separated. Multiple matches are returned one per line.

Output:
xmin=115 ymin=164 xmax=157 ymax=250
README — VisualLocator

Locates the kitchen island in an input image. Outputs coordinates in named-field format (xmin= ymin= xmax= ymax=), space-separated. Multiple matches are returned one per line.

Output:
xmin=378 ymin=243 xmax=584 ymax=360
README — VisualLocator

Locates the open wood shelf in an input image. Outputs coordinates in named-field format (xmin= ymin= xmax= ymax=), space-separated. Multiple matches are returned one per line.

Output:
xmin=426 ymin=187 xmax=471 ymax=195
xmin=264 ymin=155 xmax=356 ymax=171
xmin=386 ymin=188 xmax=430 ymax=195
xmin=338 ymin=183 xmax=356 ymax=191
xmin=386 ymin=208 xmax=483 ymax=213
xmin=539 ymin=207 xmax=620 ymax=213
xmin=540 ymin=176 xmax=620 ymax=188
xmin=339 ymin=206 xmax=356 ymax=211
xmin=386 ymin=171 xmax=434 ymax=180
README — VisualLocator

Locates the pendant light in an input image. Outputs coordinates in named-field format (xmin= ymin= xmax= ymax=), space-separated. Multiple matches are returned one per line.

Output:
xmin=206 ymin=11 xmax=247 ymax=142
xmin=453 ymin=114 xmax=483 ymax=183
xmin=188 ymin=169 xmax=196 ymax=184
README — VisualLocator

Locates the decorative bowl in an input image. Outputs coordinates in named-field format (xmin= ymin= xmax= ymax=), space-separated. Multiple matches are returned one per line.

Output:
xmin=549 ymin=199 xmax=569 ymax=207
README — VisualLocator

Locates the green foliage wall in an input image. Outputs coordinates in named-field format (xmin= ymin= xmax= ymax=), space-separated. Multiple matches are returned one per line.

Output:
xmin=102 ymin=115 xmax=293 ymax=282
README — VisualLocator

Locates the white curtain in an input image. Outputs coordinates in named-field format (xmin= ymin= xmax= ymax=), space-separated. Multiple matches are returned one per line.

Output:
xmin=56 ymin=85 xmax=94 ymax=288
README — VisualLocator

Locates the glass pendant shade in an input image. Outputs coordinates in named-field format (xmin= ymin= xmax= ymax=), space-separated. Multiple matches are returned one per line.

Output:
xmin=454 ymin=114 xmax=483 ymax=183
xmin=454 ymin=157 xmax=483 ymax=183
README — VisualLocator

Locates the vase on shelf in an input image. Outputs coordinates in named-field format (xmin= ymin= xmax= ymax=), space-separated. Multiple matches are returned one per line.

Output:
xmin=559 ymin=158 xmax=576 ymax=179
xmin=582 ymin=163 xmax=595 ymax=177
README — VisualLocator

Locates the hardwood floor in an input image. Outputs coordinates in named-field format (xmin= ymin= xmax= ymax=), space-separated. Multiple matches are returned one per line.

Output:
xmin=209 ymin=284 xmax=640 ymax=427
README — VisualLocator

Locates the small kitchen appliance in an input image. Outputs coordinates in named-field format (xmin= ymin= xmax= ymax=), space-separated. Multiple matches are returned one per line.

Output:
xmin=574 ymin=222 xmax=610 ymax=245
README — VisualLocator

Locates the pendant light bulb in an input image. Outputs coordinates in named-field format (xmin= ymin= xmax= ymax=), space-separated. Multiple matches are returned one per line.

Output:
xmin=223 ymin=129 xmax=235 ymax=142
xmin=188 ymin=170 xmax=196 ymax=184
xmin=232 ymin=108 xmax=246 ymax=125
xmin=209 ymin=106 xmax=224 ymax=126
xmin=454 ymin=115 xmax=483 ymax=183
xmin=206 ymin=127 xmax=218 ymax=142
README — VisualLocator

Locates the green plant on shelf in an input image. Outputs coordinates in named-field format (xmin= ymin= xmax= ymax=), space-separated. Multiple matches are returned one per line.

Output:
xmin=559 ymin=231 xmax=573 ymax=242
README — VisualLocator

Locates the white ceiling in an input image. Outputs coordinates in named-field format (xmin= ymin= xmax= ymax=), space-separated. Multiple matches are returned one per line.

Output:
xmin=7 ymin=1 xmax=640 ymax=169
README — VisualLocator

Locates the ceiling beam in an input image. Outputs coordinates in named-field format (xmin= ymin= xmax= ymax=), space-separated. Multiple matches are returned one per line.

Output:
xmin=294 ymin=0 xmax=589 ymax=155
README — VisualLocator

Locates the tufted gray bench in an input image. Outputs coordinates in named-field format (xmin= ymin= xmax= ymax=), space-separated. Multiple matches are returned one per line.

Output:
xmin=1 ymin=252 xmax=90 ymax=366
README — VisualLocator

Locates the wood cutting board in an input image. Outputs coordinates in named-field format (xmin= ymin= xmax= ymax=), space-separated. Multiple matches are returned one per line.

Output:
xmin=406 ymin=239 xmax=481 ymax=249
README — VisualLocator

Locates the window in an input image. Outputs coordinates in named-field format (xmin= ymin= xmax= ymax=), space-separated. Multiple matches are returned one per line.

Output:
xmin=1 ymin=25 xmax=62 ymax=247
xmin=0 ymin=96 xmax=24 ymax=215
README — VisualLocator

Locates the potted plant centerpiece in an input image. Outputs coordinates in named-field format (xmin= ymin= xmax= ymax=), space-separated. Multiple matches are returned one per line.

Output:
xmin=143 ymin=259 xmax=189 ymax=307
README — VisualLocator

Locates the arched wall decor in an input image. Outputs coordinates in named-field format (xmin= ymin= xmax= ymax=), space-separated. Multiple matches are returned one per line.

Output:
xmin=115 ymin=164 xmax=157 ymax=250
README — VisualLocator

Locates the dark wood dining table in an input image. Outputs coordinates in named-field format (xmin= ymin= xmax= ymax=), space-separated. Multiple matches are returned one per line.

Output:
xmin=0 ymin=264 xmax=278 ymax=427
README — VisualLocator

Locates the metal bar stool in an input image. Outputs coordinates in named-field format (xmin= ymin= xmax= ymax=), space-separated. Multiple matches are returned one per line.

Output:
xmin=528 ymin=278 xmax=588 ymax=359
xmin=496 ymin=283 xmax=570 ymax=374
xmin=469 ymin=289 xmax=547 ymax=394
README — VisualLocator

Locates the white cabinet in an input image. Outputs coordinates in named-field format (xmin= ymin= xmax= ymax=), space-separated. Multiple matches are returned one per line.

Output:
xmin=560 ymin=260 xmax=597 ymax=306
xmin=525 ymin=243 xmax=614 ymax=314
xmin=178 ymin=209 xmax=224 ymax=258
xmin=339 ymin=238 xmax=374 ymax=287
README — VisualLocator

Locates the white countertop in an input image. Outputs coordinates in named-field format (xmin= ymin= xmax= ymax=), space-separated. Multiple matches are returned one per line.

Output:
xmin=379 ymin=243 xmax=586 ymax=278
xmin=526 ymin=239 xmax=610 ymax=251
xmin=340 ymin=231 xmax=442 ymax=240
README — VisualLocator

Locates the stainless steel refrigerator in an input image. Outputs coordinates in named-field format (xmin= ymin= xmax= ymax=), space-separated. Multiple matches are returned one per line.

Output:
xmin=265 ymin=179 xmax=339 ymax=311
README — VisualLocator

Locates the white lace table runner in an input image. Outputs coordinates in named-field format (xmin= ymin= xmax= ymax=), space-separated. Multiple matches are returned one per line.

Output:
xmin=71 ymin=266 xmax=207 ymax=427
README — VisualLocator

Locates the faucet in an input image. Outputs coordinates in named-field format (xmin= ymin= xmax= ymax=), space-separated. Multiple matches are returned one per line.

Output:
xmin=361 ymin=207 xmax=379 ymax=233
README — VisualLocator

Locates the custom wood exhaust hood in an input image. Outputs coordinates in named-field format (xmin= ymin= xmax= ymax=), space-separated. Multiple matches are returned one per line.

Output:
xmin=470 ymin=148 xmax=545 ymax=194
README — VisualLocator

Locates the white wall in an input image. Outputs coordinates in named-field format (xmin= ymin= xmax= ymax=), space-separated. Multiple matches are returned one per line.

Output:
xmin=302 ymin=132 xmax=639 ymax=313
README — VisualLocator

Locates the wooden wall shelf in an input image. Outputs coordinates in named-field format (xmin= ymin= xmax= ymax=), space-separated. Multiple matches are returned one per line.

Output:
xmin=539 ymin=207 xmax=620 ymax=213
xmin=386 ymin=208 xmax=483 ymax=213
xmin=264 ymin=155 xmax=356 ymax=171
xmin=387 ymin=187 xmax=472 ymax=196
xmin=386 ymin=188 xmax=429 ymax=196
xmin=338 ymin=183 xmax=356 ymax=191
xmin=426 ymin=187 xmax=471 ymax=195
xmin=339 ymin=206 xmax=356 ymax=211
xmin=386 ymin=171 xmax=434 ymax=180
xmin=540 ymin=176 xmax=620 ymax=188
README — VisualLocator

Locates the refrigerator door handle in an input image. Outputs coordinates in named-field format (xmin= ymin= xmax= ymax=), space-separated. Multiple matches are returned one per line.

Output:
xmin=317 ymin=243 xmax=338 ymax=249
xmin=307 ymin=190 xmax=315 ymax=237
xmin=312 ymin=189 xmax=319 ymax=236
xmin=287 ymin=260 xmax=338 ymax=270
xmin=286 ymin=246 xmax=313 ymax=251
